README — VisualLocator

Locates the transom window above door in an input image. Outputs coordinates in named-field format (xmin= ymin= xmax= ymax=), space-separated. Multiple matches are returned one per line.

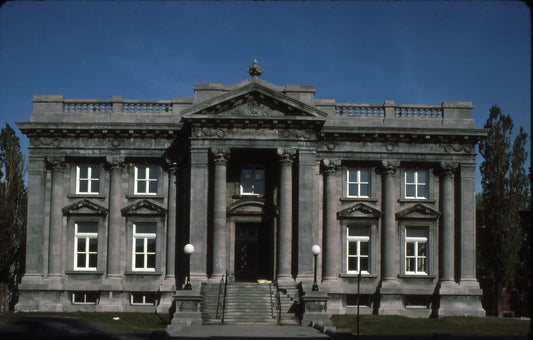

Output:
xmin=240 ymin=167 xmax=265 ymax=196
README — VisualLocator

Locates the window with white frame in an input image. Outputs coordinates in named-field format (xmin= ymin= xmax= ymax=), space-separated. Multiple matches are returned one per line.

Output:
xmin=405 ymin=169 xmax=428 ymax=199
xmin=131 ymin=292 xmax=157 ymax=305
xmin=347 ymin=226 xmax=370 ymax=274
xmin=132 ymin=223 xmax=156 ymax=271
xmin=76 ymin=165 xmax=100 ymax=194
xmin=240 ymin=167 xmax=265 ymax=196
xmin=347 ymin=169 xmax=371 ymax=198
xmin=134 ymin=166 xmax=159 ymax=195
xmin=74 ymin=222 xmax=98 ymax=271
xmin=405 ymin=228 xmax=428 ymax=275
xmin=72 ymin=291 xmax=99 ymax=305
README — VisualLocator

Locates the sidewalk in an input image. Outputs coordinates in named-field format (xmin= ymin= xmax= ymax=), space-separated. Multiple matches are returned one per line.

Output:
xmin=169 ymin=324 xmax=330 ymax=339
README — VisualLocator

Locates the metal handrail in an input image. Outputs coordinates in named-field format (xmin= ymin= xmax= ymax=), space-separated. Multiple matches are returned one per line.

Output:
xmin=275 ymin=281 xmax=281 ymax=325
xmin=221 ymin=272 xmax=228 ymax=324
xmin=215 ymin=274 xmax=225 ymax=320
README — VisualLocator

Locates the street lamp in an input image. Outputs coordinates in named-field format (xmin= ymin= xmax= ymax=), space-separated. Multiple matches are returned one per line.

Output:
xmin=311 ymin=245 xmax=321 ymax=291
xmin=184 ymin=243 xmax=195 ymax=290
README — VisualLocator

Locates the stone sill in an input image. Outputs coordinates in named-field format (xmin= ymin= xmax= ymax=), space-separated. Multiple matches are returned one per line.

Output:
xmin=339 ymin=274 xmax=378 ymax=279
xmin=65 ymin=270 xmax=104 ymax=275
xmin=398 ymin=274 xmax=436 ymax=279
xmin=339 ymin=197 xmax=378 ymax=203
xmin=67 ymin=194 xmax=106 ymax=199
xmin=124 ymin=271 xmax=163 ymax=276
xmin=398 ymin=199 xmax=436 ymax=204
xmin=126 ymin=194 xmax=165 ymax=200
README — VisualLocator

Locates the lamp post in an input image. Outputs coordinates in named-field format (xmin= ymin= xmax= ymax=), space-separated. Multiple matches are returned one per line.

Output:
xmin=184 ymin=243 xmax=195 ymax=290
xmin=311 ymin=245 xmax=321 ymax=291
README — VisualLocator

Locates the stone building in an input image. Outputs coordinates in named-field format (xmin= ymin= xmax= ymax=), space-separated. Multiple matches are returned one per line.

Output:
xmin=16 ymin=61 xmax=485 ymax=320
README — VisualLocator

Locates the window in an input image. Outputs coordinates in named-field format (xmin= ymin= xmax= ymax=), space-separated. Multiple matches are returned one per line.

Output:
xmin=76 ymin=165 xmax=100 ymax=194
xmin=405 ymin=295 xmax=431 ymax=308
xmin=405 ymin=170 xmax=428 ymax=199
xmin=347 ymin=169 xmax=370 ymax=198
xmin=346 ymin=294 xmax=372 ymax=307
xmin=405 ymin=228 xmax=428 ymax=275
xmin=347 ymin=227 xmax=370 ymax=274
xmin=132 ymin=223 xmax=156 ymax=271
xmin=135 ymin=166 xmax=159 ymax=195
xmin=72 ymin=291 xmax=99 ymax=305
xmin=74 ymin=222 xmax=98 ymax=271
xmin=131 ymin=292 xmax=157 ymax=305
xmin=240 ymin=167 xmax=265 ymax=196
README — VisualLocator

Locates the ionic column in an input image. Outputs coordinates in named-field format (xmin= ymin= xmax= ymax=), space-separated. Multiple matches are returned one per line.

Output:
xmin=381 ymin=160 xmax=400 ymax=280
xmin=322 ymin=159 xmax=341 ymax=281
xmin=47 ymin=158 xmax=66 ymax=276
xmin=212 ymin=148 xmax=229 ymax=279
xmin=277 ymin=148 xmax=295 ymax=281
xmin=166 ymin=161 xmax=178 ymax=279
xmin=440 ymin=162 xmax=457 ymax=282
xmin=106 ymin=157 xmax=124 ymax=277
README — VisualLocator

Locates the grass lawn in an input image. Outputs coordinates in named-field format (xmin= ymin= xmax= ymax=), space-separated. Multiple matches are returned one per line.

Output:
xmin=331 ymin=315 xmax=531 ymax=336
xmin=0 ymin=312 xmax=170 ymax=334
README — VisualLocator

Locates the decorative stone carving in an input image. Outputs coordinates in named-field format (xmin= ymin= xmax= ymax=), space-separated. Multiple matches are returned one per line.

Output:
xmin=247 ymin=59 xmax=264 ymax=77
xmin=46 ymin=158 xmax=66 ymax=172
xmin=32 ymin=137 xmax=61 ymax=147
xmin=444 ymin=143 xmax=474 ymax=153
xmin=105 ymin=157 xmax=125 ymax=172
xmin=233 ymin=100 xmax=275 ymax=117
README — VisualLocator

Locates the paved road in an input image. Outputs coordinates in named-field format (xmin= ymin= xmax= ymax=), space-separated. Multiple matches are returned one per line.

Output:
xmin=168 ymin=324 xmax=329 ymax=339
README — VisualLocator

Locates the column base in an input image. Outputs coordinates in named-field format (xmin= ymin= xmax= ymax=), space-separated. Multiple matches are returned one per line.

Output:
xmin=438 ymin=280 xmax=485 ymax=317
xmin=277 ymin=274 xmax=295 ymax=284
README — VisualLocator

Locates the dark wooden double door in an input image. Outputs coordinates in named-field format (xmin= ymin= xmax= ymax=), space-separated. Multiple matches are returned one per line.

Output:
xmin=235 ymin=222 xmax=273 ymax=282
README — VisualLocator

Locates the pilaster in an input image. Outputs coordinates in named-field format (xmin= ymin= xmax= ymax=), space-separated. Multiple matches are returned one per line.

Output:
xmin=322 ymin=159 xmax=341 ymax=282
xmin=105 ymin=156 xmax=125 ymax=279
xmin=47 ymin=157 xmax=66 ymax=277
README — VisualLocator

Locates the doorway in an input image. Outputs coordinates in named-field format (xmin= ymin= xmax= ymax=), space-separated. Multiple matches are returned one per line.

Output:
xmin=234 ymin=222 xmax=272 ymax=281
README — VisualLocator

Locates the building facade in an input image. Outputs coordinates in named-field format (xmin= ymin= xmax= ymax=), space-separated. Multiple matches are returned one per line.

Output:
xmin=16 ymin=62 xmax=485 ymax=318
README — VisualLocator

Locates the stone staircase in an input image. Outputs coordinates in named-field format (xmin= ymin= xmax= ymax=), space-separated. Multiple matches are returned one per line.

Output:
xmin=201 ymin=281 xmax=300 ymax=325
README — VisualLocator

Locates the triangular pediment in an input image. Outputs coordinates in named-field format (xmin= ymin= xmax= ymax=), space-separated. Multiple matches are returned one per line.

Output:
xmin=396 ymin=204 xmax=441 ymax=220
xmin=63 ymin=199 xmax=108 ymax=216
xmin=121 ymin=199 xmax=166 ymax=217
xmin=227 ymin=197 xmax=278 ymax=216
xmin=181 ymin=81 xmax=327 ymax=122
xmin=337 ymin=203 xmax=382 ymax=219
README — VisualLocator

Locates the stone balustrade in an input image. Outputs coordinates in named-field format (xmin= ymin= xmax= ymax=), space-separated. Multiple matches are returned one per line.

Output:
xmin=62 ymin=99 xmax=174 ymax=113
xmin=335 ymin=103 xmax=442 ymax=119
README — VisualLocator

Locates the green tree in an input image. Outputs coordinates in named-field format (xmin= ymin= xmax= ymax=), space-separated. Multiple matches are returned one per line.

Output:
xmin=478 ymin=105 xmax=530 ymax=316
xmin=0 ymin=123 xmax=27 ymax=310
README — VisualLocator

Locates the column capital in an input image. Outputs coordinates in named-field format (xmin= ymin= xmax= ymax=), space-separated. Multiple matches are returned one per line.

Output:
xmin=164 ymin=158 xmax=180 ymax=174
xmin=321 ymin=158 xmax=341 ymax=174
xmin=438 ymin=161 xmax=459 ymax=178
xmin=380 ymin=160 xmax=400 ymax=175
xmin=277 ymin=148 xmax=296 ymax=165
xmin=212 ymin=147 xmax=230 ymax=164
xmin=105 ymin=156 xmax=125 ymax=172
xmin=46 ymin=157 xmax=66 ymax=171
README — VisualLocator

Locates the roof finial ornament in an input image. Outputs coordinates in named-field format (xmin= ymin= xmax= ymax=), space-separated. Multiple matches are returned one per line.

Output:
xmin=247 ymin=59 xmax=264 ymax=78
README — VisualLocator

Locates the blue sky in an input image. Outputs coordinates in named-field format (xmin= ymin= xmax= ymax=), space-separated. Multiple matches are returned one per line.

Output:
xmin=0 ymin=1 xmax=530 ymax=193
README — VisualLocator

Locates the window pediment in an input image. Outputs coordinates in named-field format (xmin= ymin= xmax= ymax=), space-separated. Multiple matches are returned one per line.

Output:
xmin=337 ymin=203 xmax=382 ymax=219
xmin=396 ymin=204 xmax=441 ymax=220
xmin=121 ymin=199 xmax=166 ymax=217
xmin=63 ymin=199 xmax=108 ymax=216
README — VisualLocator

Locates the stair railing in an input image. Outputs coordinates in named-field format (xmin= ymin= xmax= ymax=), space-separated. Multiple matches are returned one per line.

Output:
xmin=274 ymin=280 xmax=282 ymax=325
xmin=215 ymin=274 xmax=225 ymax=320
xmin=221 ymin=271 xmax=228 ymax=324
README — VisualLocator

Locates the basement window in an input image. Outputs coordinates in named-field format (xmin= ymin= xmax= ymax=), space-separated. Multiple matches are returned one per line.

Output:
xmin=131 ymin=292 xmax=157 ymax=305
xmin=346 ymin=294 xmax=372 ymax=307
xmin=404 ymin=295 xmax=431 ymax=308
xmin=72 ymin=291 xmax=99 ymax=305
